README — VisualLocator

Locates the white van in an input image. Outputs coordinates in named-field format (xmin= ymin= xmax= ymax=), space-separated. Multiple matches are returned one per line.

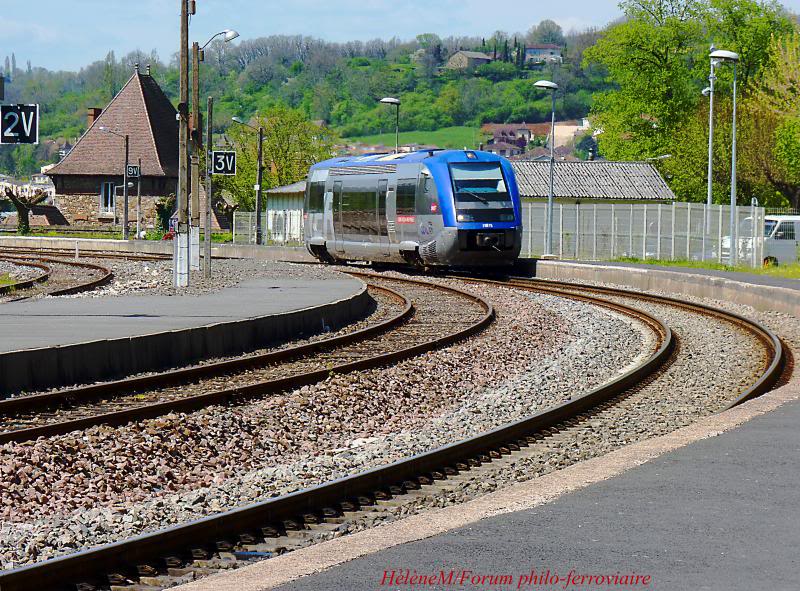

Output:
xmin=763 ymin=215 xmax=800 ymax=265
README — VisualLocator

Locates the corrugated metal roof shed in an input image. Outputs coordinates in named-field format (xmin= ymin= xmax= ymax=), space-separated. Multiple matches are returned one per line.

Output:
xmin=266 ymin=180 xmax=306 ymax=195
xmin=511 ymin=161 xmax=675 ymax=201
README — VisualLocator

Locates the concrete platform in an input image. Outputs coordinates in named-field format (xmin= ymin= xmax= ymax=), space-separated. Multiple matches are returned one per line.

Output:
xmin=529 ymin=260 xmax=800 ymax=317
xmin=0 ymin=275 xmax=370 ymax=395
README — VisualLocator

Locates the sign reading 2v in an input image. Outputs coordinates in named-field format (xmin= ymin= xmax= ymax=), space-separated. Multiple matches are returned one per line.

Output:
xmin=1 ymin=104 xmax=39 ymax=145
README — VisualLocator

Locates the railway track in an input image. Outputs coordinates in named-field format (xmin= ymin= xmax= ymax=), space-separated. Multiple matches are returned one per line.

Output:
xmin=0 ymin=245 xmax=169 ymax=262
xmin=0 ymin=257 xmax=51 ymax=295
xmin=0 ymin=273 xmax=491 ymax=444
xmin=0 ymin=254 xmax=113 ymax=300
xmin=0 ymin=274 xmax=785 ymax=591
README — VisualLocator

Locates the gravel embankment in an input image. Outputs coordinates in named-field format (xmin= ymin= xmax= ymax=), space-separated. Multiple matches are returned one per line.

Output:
xmin=0 ymin=260 xmax=41 ymax=282
xmin=0 ymin=280 xmax=647 ymax=568
xmin=74 ymin=258 xmax=342 ymax=298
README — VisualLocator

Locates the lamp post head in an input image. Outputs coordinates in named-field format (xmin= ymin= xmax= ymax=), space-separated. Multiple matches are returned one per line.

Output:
xmin=380 ymin=97 xmax=401 ymax=106
xmin=223 ymin=29 xmax=240 ymax=43
xmin=534 ymin=80 xmax=558 ymax=91
xmin=231 ymin=117 xmax=244 ymax=124
xmin=709 ymin=49 xmax=739 ymax=62
xmin=702 ymin=87 xmax=712 ymax=97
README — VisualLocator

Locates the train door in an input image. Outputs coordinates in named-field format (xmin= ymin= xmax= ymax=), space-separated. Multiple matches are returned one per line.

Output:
xmin=385 ymin=182 xmax=397 ymax=248
xmin=332 ymin=180 xmax=344 ymax=253
xmin=377 ymin=180 xmax=390 ymax=256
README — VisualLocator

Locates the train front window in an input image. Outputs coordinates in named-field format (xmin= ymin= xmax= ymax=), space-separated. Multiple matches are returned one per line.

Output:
xmin=450 ymin=162 xmax=515 ymax=223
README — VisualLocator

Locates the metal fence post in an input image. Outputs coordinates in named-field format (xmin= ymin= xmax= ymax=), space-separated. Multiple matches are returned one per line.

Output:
xmin=612 ymin=204 xmax=617 ymax=259
xmin=628 ymin=203 xmax=634 ymax=257
xmin=642 ymin=205 xmax=648 ymax=260
xmin=718 ymin=205 xmax=723 ymax=263
xmin=559 ymin=203 xmax=564 ymax=258
xmin=575 ymin=203 xmax=580 ymax=259
xmin=656 ymin=204 xmax=662 ymax=260
xmin=592 ymin=204 xmax=597 ymax=260
xmin=701 ymin=204 xmax=707 ymax=261
xmin=686 ymin=202 xmax=692 ymax=260
xmin=527 ymin=202 xmax=533 ymax=257
xmin=670 ymin=201 xmax=676 ymax=260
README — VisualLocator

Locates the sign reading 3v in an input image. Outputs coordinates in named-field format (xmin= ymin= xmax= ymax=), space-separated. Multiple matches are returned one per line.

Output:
xmin=210 ymin=151 xmax=236 ymax=176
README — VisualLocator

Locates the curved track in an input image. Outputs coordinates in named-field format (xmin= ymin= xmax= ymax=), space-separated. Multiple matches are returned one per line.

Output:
xmin=0 ymin=268 xmax=785 ymax=591
xmin=0 ymin=273 xmax=491 ymax=444
xmin=0 ymin=254 xmax=113 ymax=299
xmin=0 ymin=257 xmax=51 ymax=295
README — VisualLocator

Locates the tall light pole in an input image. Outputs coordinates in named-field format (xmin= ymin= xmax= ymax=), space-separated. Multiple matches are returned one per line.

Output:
xmin=710 ymin=49 xmax=740 ymax=266
xmin=191 ymin=29 xmax=239 ymax=269
xmin=534 ymin=79 xmax=559 ymax=257
xmin=704 ymin=44 xmax=717 ymax=211
xmin=380 ymin=97 xmax=401 ymax=153
xmin=232 ymin=117 xmax=265 ymax=245
xmin=98 ymin=126 xmax=130 ymax=240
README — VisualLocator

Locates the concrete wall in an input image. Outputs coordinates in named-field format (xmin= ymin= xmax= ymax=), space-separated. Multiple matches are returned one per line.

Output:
xmin=0 ymin=236 xmax=315 ymax=261
xmin=534 ymin=260 xmax=799 ymax=318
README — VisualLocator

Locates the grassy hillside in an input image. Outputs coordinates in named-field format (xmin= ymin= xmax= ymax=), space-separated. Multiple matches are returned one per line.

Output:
xmin=344 ymin=126 xmax=489 ymax=150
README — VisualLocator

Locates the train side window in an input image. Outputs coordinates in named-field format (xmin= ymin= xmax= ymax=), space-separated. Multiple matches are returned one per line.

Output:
xmin=307 ymin=181 xmax=325 ymax=214
xmin=397 ymin=178 xmax=416 ymax=216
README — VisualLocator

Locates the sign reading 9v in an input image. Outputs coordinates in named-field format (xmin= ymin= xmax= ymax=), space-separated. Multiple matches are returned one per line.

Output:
xmin=1 ymin=105 xmax=39 ymax=145
xmin=210 ymin=151 xmax=237 ymax=176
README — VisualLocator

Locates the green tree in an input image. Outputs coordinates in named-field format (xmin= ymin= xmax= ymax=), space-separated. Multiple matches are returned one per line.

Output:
xmin=217 ymin=106 xmax=337 ymax=210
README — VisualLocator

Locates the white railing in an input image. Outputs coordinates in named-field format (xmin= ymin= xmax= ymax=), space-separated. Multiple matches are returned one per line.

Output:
xmin=233 ymin=210 xmax=304 ymax=245
xmin=521 ymin=201 xmax=765 ymax=267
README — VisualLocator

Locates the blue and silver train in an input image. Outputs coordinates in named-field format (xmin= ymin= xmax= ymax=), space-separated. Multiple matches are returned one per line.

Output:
xmin=304 ymin=149 xmax=522 ymax=267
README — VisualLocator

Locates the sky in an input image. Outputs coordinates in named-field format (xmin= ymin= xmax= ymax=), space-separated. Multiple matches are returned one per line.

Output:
xmin=0 ymin=0 xmax=629 ymax=72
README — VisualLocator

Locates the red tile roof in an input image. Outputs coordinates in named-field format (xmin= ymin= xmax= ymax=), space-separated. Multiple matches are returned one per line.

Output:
xmin=47 ymin=70 xmax=178 ymax=178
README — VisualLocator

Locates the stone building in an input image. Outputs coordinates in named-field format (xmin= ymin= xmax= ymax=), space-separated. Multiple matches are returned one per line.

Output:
xmin=445 ymin=50 xmax=493 ymax=70
xmin=47 ymin=66 xmax=178 ymax=229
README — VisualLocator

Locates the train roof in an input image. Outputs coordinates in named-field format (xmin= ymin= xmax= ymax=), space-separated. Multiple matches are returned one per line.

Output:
xmin=311 ymin=149 xmax=506 ymax=171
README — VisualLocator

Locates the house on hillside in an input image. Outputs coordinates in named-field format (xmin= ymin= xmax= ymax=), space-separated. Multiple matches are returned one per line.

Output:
xmin=485 ymin=142 xmax=524 ymax=158
xmin=47 ymin=65 xmax=178 ymax=229
xmin=445 ymin=50 xmax=492 ymax=70
xmin=511 ymin=160 xmax=675 ymax=203
xmin=524 ymin=44 xmax=563 ymax=64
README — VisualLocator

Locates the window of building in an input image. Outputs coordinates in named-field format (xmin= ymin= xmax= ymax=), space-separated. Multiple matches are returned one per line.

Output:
xmin=100 ymin=182 xmax=115 ymax=214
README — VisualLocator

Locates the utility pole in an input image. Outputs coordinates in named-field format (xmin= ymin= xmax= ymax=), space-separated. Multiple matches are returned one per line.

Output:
xmin=190 ymin=40 xmax=202 ymax=271
xmin=256 ymin=125 xmax=264 ymax=245
xmin=123 ymin=134 xmax=130 ymax=240
xmin=175 ymin=0 xmax=191 ymax=287
xmin=136 ymin=157 xmax=142 ymax=239
xmin=205 ymin=96 xmax=213 ymax=277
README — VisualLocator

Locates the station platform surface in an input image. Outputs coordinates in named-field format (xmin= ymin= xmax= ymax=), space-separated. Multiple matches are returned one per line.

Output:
xmin=269 ymin=393 xmax=800 ymax=591
xmin=559 ymin=259 xmax=800 ymax=292
xmin=0 ymin=274 xmax=368 ymax=394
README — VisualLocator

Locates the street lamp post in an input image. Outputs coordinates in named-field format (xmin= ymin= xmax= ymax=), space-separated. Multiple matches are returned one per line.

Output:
xmin=232 ymin=117 xmax=265 ymax=245
xmin=176 ymin=0 xmax=192 ymax=288
xmin=534 ymin=79 xmax=559 ymax=258
xmin=710 ymin=49 xmax=740 ymax=266
xmin=98 ymin=126 xmax=130 ymax=240
xmin=380 ymin=97 xmax=401 ymax=153
xmin=191 ymin=30 xmax=239 ymax=269
xmin=704 ymin=45 xmax=717 ymax=211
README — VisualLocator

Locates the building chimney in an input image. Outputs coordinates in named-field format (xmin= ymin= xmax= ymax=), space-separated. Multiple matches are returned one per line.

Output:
xmin=588 ymin=147 xmax=596 ymax=161
xmin=134 ymin=62 xmax=140 ymax=73
xmin=146 ymin=64 xmax=151 ymax=76
xmin=87 ymin=108 xmax=103 ymax=127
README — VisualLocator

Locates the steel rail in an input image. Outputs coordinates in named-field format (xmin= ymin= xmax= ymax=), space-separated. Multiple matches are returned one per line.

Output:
xmin=0 ymin=257 xmax=51 ymax=295
xmin=0 ymin=274 xmax=489 ymax=444
xmin=0 ymin=246 xmax=170 ymax=262
xmin=495 ymin=275 xmax=786 ymax=409
xmin=0 ymin=278 xmax=668 ymax=591
xmin=0 ymin=254 xmax=113 ymax=297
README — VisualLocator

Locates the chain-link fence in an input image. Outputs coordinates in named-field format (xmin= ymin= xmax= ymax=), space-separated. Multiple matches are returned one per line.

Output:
xmin=233 ymin=210 xmax=304 ymax=245
xmin=521 ymin=201 xmax=766 ymax=267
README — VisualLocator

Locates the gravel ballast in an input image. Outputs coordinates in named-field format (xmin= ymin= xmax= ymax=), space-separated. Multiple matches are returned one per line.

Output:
xmin=0 ymin=279 xmax=648 ymax=568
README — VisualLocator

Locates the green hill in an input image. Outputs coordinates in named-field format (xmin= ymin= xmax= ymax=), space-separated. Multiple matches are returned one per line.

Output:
xmin=344 ymin=126 xmax=488 ymax=150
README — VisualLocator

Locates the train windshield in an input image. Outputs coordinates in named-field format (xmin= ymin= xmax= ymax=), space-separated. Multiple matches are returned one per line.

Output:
xmin=450 ymin=162 xmax=515 ymax=223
